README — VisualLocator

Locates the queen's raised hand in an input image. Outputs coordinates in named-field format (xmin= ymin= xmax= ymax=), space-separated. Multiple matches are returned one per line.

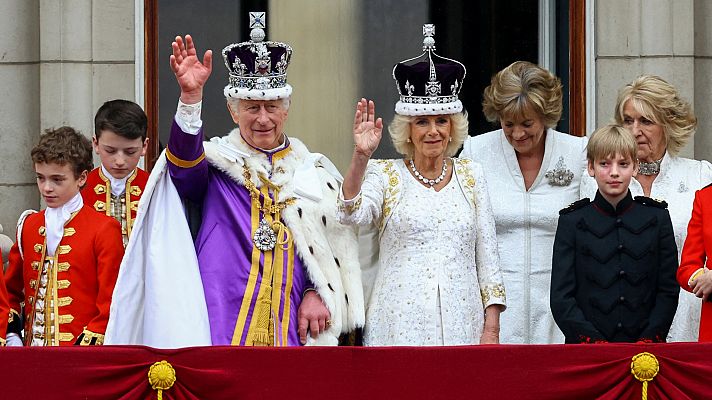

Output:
xmin=353 ymin=98 xmax=383 ymax=159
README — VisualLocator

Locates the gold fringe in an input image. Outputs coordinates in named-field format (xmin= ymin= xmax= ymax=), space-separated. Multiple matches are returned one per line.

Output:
xmin=251 ymin=287 xmax=274 ymax=346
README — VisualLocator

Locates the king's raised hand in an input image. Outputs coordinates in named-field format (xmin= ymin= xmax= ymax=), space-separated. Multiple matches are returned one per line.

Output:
xmin=352 ymin=98 xmax=383 ymax=159
xmin=170 ymin=35 xmax=213 ymax=104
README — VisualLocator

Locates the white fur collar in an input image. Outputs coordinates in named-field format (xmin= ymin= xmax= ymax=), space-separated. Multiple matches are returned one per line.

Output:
xmin=204 ymin=129 xmax=333 ymax=202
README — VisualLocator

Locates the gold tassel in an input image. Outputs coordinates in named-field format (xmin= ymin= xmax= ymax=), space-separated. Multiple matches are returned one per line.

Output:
xmin=631 ymin=352 xmax=659 ymax=400
xmin=251 ymin=286 xmax=274 ymax=346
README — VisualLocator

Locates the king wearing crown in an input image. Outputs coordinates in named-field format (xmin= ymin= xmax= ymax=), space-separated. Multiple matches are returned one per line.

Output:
xmin=105 ymin=12 xmax=363 ymax=347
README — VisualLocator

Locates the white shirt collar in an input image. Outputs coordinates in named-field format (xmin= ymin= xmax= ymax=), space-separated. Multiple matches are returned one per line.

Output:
xmin=257 ymin=134 xmax=289 ymax=154
xmin=45 ymin=192 xmax=83 ymax=256
xmin=101 ymin=164 xmax=131 ymax=197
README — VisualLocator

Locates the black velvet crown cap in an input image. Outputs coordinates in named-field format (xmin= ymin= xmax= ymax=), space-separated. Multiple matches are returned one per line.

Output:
xmin=392 ymin=24 xmax=466 ymax=116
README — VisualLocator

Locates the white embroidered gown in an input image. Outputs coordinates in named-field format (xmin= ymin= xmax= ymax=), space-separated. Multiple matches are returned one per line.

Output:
xmin=338 ymin=159 xmax=506 ymax=346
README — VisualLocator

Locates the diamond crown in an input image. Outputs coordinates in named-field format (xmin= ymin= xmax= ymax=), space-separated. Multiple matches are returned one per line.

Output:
xmin=392 ymin=24 xmax=467 ymax=111
xmin=222 ymin=11 xmax=293 ymax=93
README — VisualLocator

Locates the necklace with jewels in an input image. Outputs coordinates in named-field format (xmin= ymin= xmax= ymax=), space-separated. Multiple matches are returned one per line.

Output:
xmin=242 ymin=168 xmax=295 ymax=251
xmin=638 ymin=157 xmax=663 ymax=175
xmin=409 ymin=158 xmax=447 ymax=187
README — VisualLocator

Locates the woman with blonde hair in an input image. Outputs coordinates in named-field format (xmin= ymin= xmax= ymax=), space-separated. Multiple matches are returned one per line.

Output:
xmin=583 ymin=74 xmax=712 ymax=341
xmin=461 ymin=61 xmax=588 ymax=344
xmin=338 ymin=25 xmax=505 ymax=346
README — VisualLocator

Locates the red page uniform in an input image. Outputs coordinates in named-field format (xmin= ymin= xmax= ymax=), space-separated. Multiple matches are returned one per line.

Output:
xmin=82 ymin=167 xmax=148 ymax=247
xmin=4 ymin=207 xmax=123 ymax=346
xmin=677 ymin=184 xmax=712 ymax=341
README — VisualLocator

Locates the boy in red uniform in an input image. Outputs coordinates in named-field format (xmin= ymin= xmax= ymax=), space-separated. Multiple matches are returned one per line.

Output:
xmin=82 ymin=100 xmax=149 ymax=246
xmin=4 ymin=127 xmax=124 ymax=346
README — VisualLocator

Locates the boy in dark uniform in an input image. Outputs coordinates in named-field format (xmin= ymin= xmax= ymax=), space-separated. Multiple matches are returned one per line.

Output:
xmin=550 ymin=124 xmax=679 ymax=343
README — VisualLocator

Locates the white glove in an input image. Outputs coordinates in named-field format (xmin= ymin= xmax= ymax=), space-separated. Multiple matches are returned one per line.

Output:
xmin=6 ymin=333 xmax=23 ymax=347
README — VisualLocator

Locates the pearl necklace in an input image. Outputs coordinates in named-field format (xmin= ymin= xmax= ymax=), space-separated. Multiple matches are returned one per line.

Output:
xmin=409 ymin=159 xmax=447 ymax=187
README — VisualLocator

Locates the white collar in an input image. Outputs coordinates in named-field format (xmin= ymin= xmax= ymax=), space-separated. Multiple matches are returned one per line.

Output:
xmin=500 ymin=128 xmax=555 ymax=190
xmin=45 ymin=192 xmax=83 ymax=256
xmin=256 ymin=134 xmax=289 ymax=153
xmin=101 ymin=164 xmax=131 ymax=197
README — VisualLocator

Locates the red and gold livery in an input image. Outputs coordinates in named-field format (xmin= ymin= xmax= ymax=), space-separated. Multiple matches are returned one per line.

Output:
xmin=82 ymin=167 xmax=148 ymax=245
xmin=4 ymin=207 xmax=124 ymax=346
xmin=677 ymin=184 xmax=712 ymax=342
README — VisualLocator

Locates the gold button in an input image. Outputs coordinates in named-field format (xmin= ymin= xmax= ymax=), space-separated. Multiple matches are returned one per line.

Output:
xmin=38 ymin=226 xmax=46 ymax=236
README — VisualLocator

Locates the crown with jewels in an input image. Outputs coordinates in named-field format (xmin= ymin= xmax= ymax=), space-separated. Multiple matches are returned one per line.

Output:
xmin=222 ymin=11 xmax=293 ymax=100
xmin=392 ymin=24 xmax=466 ymax=116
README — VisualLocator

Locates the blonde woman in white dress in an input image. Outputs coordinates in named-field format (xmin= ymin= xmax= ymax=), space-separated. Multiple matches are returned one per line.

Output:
xmin=337 ymin=26 xmax=505 ymax=346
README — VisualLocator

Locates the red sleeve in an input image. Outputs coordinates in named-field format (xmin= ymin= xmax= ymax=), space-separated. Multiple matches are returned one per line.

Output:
xmin=677 ymin=190 xmax=707 ymax=291
xmin=0 ymin=254 xmax=9 ymax=338
xmin=84 ymin=218 xmax=124 ymax=334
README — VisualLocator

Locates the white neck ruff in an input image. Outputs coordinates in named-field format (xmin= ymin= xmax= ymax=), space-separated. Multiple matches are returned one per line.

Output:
xmin=101 ymin=164 xmax=131 ymax=196
xmin=45 ymin=192 xmax=83 ymax=256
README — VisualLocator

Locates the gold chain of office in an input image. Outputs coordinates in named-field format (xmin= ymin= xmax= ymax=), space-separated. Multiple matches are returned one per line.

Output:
xmin=243 ymin=167 xmax=295 ymax=251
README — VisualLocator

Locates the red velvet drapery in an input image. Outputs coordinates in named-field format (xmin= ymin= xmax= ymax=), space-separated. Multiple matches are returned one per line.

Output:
xmin=2 ymin=343 xmax=710 ymax=399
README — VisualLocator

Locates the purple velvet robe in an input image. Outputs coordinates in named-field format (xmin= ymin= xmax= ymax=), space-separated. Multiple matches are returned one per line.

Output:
xmin=167 ymin=121 xmax=310 ymax=346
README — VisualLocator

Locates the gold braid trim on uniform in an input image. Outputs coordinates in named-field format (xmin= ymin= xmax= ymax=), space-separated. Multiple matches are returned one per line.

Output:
xmin=690 ymin=269 xmax=705 ymax=286
xmin=166 ymin=147 xmax=205 ymax=168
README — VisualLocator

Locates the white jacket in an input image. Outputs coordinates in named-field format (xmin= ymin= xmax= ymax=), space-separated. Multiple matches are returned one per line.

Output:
xmin=461 ymin=129 xmax=588 ymax=344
